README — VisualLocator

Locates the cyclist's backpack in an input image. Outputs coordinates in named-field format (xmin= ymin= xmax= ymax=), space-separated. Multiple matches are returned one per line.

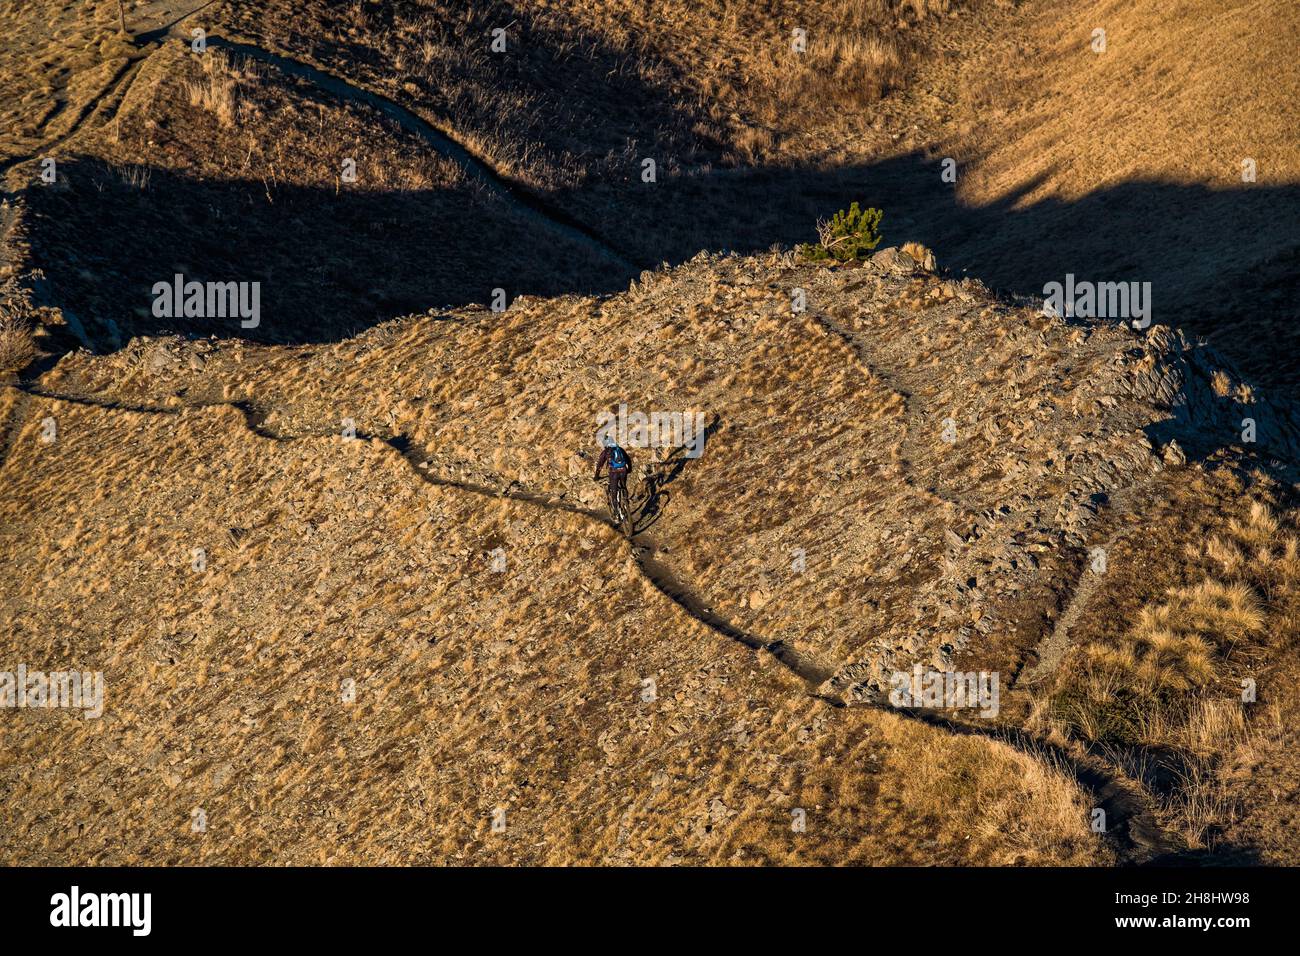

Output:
xmin=608 ymin=445 xmax=628 ymax=470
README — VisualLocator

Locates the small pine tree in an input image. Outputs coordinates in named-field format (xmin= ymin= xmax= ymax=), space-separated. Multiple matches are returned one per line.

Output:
xmin=800 ymin=203 xmax=884 ymax=262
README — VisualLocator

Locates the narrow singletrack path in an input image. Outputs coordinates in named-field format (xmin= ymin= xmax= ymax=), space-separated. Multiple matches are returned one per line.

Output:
xmin=1 ymin=1 xmax=635 ymax=325
xmin=203 ymin=35 xmax=635 ymax=272
xmin=3 ymin=379 xmax=1182 ymax=864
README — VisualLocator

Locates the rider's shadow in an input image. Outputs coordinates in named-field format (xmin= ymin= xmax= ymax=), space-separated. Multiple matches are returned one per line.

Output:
xmin=632 ymin=415 xmax=722 ymax=535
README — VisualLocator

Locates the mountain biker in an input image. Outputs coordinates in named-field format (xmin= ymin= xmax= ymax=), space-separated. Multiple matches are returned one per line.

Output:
xmin=594 ymin=434 xmax=631 ymax=510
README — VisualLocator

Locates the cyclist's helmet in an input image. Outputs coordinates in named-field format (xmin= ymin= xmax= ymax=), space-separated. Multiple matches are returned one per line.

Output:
xmin=602 ymin=434 xmax=616 ymax=448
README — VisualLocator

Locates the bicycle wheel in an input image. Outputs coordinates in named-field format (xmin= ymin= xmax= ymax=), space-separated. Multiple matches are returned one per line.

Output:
xmin=615 ymin=482 xmax=631 ymax=526
xmin=606 ymin=481 xmax=621 ymax=525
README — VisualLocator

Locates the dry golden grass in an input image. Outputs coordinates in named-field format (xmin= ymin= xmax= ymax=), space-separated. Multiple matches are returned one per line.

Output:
xmin=710 ymin=706 xmax=1104 ymax=865
xmin=7 ymin=241 xmax=1235 ymax=864
xmin=1047 ymin=498 xmax=1300 ymax=848
xmin=763 ymin=31 xmax=905 ymax=116
xmin=886 ymin=720 xmax=1101 ymax=865
xmin=34 ymin=247 xmax=1206 ymax=692
xmin=0 ymin=390 xmax=1106 ymax=865
xmin=0 ymin=275 xmax=38 ymax=373
xmin=0 ymin=0 xmax=146 ymax=175
xmin=0 ymin=322 xmax=36 ymax=375
xmin=4 ymin=0 xmax=1296 ymax=868
xmin=11 ymin=30 xmax=601 ymax=344
xmin=215 ymin=0 xmax=977 ymax=189
xmin=184 ymin=51 xmax=240 ymax=128
xmin=950 ymin=0 xmax=1300 ymax=200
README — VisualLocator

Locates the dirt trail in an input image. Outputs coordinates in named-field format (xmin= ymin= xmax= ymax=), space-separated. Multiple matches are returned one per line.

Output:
xmin=4 ymin=378 xmax=1181 ymax=864
xmin=151 ymin=0 xmax=633 ymax=268
xmin=0 ymin=2 xmax=1185 ymax=867
xmin=6 ymin=381 xmax=830 ymax=687
xmin=204 ymin=35 xmax=634 ymax=272
xmin=0 ymin=0 xmax=634 ymax=302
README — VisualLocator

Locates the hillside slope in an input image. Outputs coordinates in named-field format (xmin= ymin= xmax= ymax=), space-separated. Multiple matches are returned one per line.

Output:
xmin=5 ymin=245 xmax=1297 ymax=862
xmin=1 ymin=0 xmax=1297 ymax=864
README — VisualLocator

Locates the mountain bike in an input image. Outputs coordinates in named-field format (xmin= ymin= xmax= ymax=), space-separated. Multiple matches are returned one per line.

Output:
xmin=599 ymin=471 xmax=631 ymax=529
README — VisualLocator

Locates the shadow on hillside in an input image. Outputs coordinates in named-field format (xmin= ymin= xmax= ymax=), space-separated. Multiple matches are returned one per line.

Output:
xmin=21 ymin=156 xmax=626 ymax=349
xmin=25 ymin=150 xmax=1299 ymax=397
xmin=16 ymin=0 xmax=717 ymax=349
xmin=12 ymin=0 xmax=1294 ymax=390
xmin=553 ymin=153 xmax=1300 ymax=394
xmin=2 ymin=0 xmax=1292 ymax=400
